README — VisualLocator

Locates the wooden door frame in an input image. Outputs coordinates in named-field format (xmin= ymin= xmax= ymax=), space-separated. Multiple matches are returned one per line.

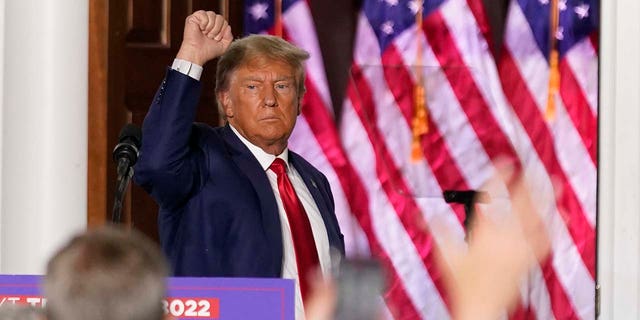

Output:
xmin=88 ymin=0 xmax=130 ymax=228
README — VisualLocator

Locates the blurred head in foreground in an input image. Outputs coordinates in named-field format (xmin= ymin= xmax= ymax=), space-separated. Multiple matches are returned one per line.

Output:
xmin=0 ymin=305 xmax=43 ymax=320
xmin=44 ymin=226 xmax=169 ymax=320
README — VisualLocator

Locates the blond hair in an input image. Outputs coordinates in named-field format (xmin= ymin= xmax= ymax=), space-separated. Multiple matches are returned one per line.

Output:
xmin=215 ymin=34 xmax=310 ymax=118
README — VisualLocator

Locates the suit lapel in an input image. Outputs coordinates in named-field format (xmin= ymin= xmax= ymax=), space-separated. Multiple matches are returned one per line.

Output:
xmin=221 ymin=125 xmax=283 ymax=266
xmin=294 ymin=159 xmax=330 ymax=216
xmin=289 ymin=153 xmax=342 ymax=252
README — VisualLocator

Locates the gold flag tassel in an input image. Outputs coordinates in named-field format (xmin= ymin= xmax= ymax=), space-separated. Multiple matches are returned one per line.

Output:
xmin=546 ymin=49 xmax=559 ymax=120
xmin=545 ymin=0 xmax=560 ymax=121
xmin=411 ymin=84 xmax=429 ymax=162
xmin=411 ymin=1 xmax=428 ymax=162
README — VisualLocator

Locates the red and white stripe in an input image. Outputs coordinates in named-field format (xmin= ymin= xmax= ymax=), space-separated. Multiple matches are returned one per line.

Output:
xmin=339 ymin=0 xmax=597 ymax=318
xmin=496 ymin=1 xmax=597 ymax=319
xmin=342 ymin=0 xmax=503 ymax=317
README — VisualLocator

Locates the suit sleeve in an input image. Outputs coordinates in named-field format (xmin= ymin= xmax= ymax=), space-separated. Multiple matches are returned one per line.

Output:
xmin=319 ymin=173 xmax=345 ymax=255
xmin=133 ymin=68 xmax=207 ymax=210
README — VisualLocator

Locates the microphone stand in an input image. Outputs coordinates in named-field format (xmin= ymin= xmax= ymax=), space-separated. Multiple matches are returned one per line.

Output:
xmin=112 ymin=158 xmax=134 ymax=223
xmin=111 ymin=123 xmax=141 ymax=224
xmin=443 ymin=190 xmax=489 ymax=241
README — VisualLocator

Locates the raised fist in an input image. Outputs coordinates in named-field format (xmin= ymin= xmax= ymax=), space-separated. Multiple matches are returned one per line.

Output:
xmin=176 ymin=10 xmax=233 ymax=66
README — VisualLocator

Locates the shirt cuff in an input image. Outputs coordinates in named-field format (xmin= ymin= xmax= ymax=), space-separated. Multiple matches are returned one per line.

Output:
xmin=171 ymin=59 xmax=203 ymax=81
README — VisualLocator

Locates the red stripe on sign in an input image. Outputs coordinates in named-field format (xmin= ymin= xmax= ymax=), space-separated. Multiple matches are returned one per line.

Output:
xmin=164 ymin=298 xmax=220 ymax=319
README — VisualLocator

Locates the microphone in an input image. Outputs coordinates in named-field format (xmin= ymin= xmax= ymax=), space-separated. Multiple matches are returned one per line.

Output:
xmin=443 ymin=190 xmax=490 ymax=204
xmin=443 ymin=189 xmax=490 ymax=241
xmin=113 ymin=124 xmax=142 ymax=178
xmin=112 ymin=124 xmax=142 ymax=223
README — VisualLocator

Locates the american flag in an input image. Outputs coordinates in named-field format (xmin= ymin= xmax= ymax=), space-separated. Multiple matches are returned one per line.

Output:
xmin=244 ymin=0 xmax=598 ymax=318
xmin=496 ymin=0 xmax=598 ymax=318
xmin=342 ymin=0 xmax=509 ymax=318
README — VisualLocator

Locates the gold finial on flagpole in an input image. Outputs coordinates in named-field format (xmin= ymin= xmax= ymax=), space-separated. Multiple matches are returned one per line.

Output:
xmin=411 ymin=1 xmax=428 ymax=162
xmin=546 ymin=0 xmax=560 ymax=121
xmin=274 ymin=0 xmax=283 ymax=37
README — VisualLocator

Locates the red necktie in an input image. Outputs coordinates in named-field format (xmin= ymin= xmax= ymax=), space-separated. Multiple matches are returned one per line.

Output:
xmin=269 ymin=158 xmax=320 ymax=301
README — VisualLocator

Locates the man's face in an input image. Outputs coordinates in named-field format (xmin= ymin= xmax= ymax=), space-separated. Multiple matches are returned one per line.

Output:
xmin=219 ymin=56 xmax=301 ymax=154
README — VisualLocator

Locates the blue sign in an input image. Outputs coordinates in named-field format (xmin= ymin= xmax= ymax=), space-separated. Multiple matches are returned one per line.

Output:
xmin=0 ymin=275 xmax=294 ymax=320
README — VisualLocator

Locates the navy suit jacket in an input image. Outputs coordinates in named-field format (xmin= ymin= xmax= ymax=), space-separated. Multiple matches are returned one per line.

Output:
xmin=134 ymin=69 xmax=345 ymax=277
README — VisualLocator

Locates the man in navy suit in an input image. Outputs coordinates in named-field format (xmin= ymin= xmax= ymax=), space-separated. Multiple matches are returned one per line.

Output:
xmin=134 ymin=10 xmax=344 ymax=318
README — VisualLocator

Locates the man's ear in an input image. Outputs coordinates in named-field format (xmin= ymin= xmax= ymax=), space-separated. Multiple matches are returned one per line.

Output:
xmin=296 ymin=98 xmax=302 ymax=115
xmin=217 ymin=91 xmax=234 ymax=118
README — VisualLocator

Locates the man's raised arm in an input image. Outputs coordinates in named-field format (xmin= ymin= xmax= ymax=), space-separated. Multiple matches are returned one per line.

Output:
xmin=134 ymin=11 xmax=233 ymax=209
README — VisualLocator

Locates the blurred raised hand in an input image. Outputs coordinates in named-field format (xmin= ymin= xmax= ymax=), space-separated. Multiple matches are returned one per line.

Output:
xmin=438 ymin=162 xmax=552 ymax=320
